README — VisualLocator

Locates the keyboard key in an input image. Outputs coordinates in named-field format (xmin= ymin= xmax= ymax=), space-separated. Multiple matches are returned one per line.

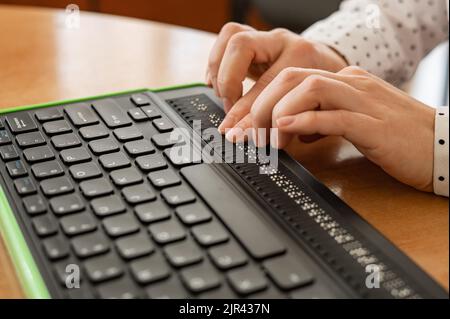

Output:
xmin=43 ymin=235 xmax=70 ymax=260
xmin=92 ymin=99 xmax=131 ymax=128
xmin=161 ymin=185 xmax=196 ymax=206
xmin=71 ymin=231 xmax=110 ymax=258
xmin=79 ymin=124 xmax=109 ymax=141
xmin=65 ymin=103 xmax=99 ymax=127
xmin=99 ymin=152 xmax=130 ymax=170
xmin=148 ymin=169 xmax=181 ymax=188
xmin=131 ymin=93 xmax=152 ymax=107
xmin=91 ymin=195 xmax=126 ymax=217
xmin=262 ymin=255 xmax=314 ymax=290
xmin=50 ymin=194 xmax=84 ymax=215
xmin=290 ymin=284 xmax=342 ymax=299
xmin=66 ymin=286 xmax=96 ymax=299
xmin=6 ymin=113 xmax=37 ymax=133
xmin=135 ymin=154 xmax=167 ymax=172
xmin=89 ymin=138 xmax=119 ymax=155
xmin=16 ymin=131 xmax=46 ymax=148
xmin=51 ymin=133 xmax=81 ymax=149
xmin=199 ymin=285 xmax=237 ymax=299
xmin=6 ymin=160 xmax=28 ymax=178
xmin=163 ymin=239 xmax=203 ymax=267
xmin=43 ymin=120 xmax=72 ymax=135
xmin=152 ymin=116 xmax=174 ymax=133
xmin=60 ymin=212 xmax=97 ymax=236
xmin=116 ymin=233 xmax=154 ymax=259
xmin=249 ymin=287 xmax=285 ymax=299
xmin=80 ymin=178 xmax=113 ymax=198
xmin=0 ymin=130 xmax=11 ymax=145
xmin=110 ymin=167 xmax=142 ymax=186
xmin=102 ymin=213 xmax=140 ymax=237
xmin=191 ymin=221 xmax=229 ymax=246
xmin=40 ymin=176 xmax=74 ymax=196
xmin=35 ymin=108 xmax=63 ymax=122
xmin=113 ymin=126 xmax=143 ymax=142
xmin=124 ymin=139 xmax=155 ymax=156
xmin=175 ymin=203 xmax=212 ymax=225
xmin=146 ymin=276 xmax=190 ymax=299
xmin=23 ymin=145 xmax=55 ymax=163
xmin=0 ymin=119 xmax=3 ymax=129
xmin=130 ymin=253 xmax=170 ymax=284
xmin=32 ymin=214 xmax=58 ymax=237
xmin=23 ymin=195 xmax=46 ymax=215
xmin=128 ymin=108 xmax=148 ymax=121
xmin=54 ymin=258 xmax=79 ymax=285
xmin=164 ymin=147 xmax=200 ymax=168
xmin=135 ymin=201 xmax=171 ymax=223
xmin=227 ymin=265 xmax=268 ymax=295
xmin=290 ymin=285 xmax=338 ymax=299
xmin=148 ymin=219 xmax=186 ymax=244
xmin=151 ymin=132 xmax=184 ymax=149
xmin=181 ymin=164 xmax=286 ymax=259
xmin=14 ymin=177 xmax=37 ymax=195
xmin=0 ymin=144 xmax=19 ymax=161
xmin=122 ymin=184 xmax=155 ymax=204
xmin=141 ymin=105 xmax=162 ymax=119
xmin=97 ymin=278 xmax=140 ymax=299
xmin=84 ymin=253 xmax=124 ymax=283
xmin=208 ymin=242 xmax=248 ymax=270
xmin=31 ymin=161 xmax=64 ymax=179
xmin=60 ymin=147 xmax=91 ymax=164
xmin=180 ymin=261 xmax=221 ymax=293
xmin=69 ymin=162 xmax=102 ymax=181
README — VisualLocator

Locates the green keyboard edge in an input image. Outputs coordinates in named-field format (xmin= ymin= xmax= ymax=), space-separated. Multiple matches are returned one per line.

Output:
xmin=0 ymin=82 xmax=206 ymax=298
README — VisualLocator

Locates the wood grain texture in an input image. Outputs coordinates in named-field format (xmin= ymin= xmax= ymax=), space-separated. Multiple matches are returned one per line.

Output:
xmin=0 ymin=5 xmax=447 ymax=298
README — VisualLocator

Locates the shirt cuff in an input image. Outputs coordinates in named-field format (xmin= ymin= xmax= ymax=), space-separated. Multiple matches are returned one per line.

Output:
xmin=433 ymin=107 xmax=449 ymax=197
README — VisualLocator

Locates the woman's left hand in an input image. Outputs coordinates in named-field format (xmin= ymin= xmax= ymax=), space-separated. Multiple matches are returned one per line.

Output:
xmin=225 ymin=66 xmax=436 ymax=192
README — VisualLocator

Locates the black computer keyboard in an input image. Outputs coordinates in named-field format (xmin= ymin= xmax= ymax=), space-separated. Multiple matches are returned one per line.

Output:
xmin=0 ymin=85 xmax=447 ymax=299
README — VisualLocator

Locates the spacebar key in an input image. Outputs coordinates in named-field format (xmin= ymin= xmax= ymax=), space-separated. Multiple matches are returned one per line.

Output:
xmin=92 ymin=99 xmax=131 ymax=128
xmin=181 ymin=164 xmax=286 ymax=259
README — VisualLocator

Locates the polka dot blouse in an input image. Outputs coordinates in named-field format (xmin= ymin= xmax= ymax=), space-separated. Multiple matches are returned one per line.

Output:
xmin=303 ymin=0 xmax=449 ymax=197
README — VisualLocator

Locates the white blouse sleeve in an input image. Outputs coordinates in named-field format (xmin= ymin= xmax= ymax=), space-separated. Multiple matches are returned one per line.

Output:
xmin=302 ymin=0 xmax=449 ymax=86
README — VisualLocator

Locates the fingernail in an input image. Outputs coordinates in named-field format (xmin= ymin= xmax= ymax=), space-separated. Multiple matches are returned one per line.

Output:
xmin=222 ymin=98 xmax=232 ymax=113
xmin=277 ymin=116 xmax=295 ymax=128
xmin=257 ymin=132 xmax=267 ymax=147
xmin=205 ymin=71 xmax=212 ymax=86
xmin=270 ymin=129 xmax=279 ymax=149
xmin=218 ymin=114 xmax=236 ymax=134
xmin=225 ymin=128 xmax=244 ymax=142
xmin=212 ymin=76 xmax=220 ymax=97
xmin=251 ymin=128 xmax=258 ymax=145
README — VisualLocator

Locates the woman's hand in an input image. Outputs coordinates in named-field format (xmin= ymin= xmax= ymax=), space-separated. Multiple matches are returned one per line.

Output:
xmin=239 ymin=66 xmax=436 ymax=192
xmin=206 ymin=23 xmax=348 ymax=132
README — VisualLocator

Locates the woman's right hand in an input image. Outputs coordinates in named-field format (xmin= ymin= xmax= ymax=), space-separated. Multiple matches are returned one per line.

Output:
xmin=206 ymin=22 xmax=348 ymax=136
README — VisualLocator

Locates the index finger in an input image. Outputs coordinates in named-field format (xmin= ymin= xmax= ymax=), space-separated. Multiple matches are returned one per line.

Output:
xmin=217 ymin=31 xmax=284 ymax=108
xmin=207 ymin=23 xmax=254 ymax=97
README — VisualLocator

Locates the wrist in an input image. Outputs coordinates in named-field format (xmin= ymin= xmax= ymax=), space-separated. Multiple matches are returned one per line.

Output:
xmin=312 ymin=41 xmax=349 ymax=72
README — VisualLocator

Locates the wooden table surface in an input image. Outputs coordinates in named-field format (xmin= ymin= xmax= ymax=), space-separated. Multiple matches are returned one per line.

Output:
xmin=0 ymin=5 xmax=448 ymax=298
